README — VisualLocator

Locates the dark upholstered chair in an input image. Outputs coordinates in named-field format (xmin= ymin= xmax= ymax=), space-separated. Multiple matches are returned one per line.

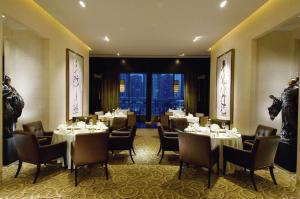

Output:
xmin=14 ymin=132 xmax=67 ymax=184
xmin=170 ymin=118 xmax=188 ymax=133
xmin=199 ymin=116 xmax=209 ymax=127
xmin=210 ymin=119 xmax=230 ymax=129
xmin=110 ymin=117 xmax=128 ymax=131
xmin=23 ymin=121 xmax=53 ymax=145
xmin=127 ymin=113 xmax=136 ymax=129
xmin=71 ymin=132 xmax=109 ymax=186
xmin=223 ymin=136 xmax=280 ymax=191
xmin=109 ymin=126 xmax=137 ymax=163
xmin=160 ymin=115 xmax=170 ymax=130
xmin=157 ymin=123 xmax=179 ymax=163
xmin=178 ymin=133 xmax=219 ymax=188
xmin=242 ymin=125 xmax=277 ymax=150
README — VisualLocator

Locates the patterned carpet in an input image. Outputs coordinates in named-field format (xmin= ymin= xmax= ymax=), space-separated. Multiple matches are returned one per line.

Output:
xmin=0 ymin=128 xmax=299 ymax=199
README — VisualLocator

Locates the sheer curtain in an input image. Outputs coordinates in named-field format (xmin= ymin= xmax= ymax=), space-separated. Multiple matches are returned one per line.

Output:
xmin=184 ymin=72 xmax=197 ymax=114
xmin=101 ymin=72 xmax=119 ymax=112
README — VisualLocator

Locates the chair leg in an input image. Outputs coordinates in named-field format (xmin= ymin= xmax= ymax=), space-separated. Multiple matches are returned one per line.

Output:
xmin=178 ymin=161 xmax=183 ymax=179
xmin=223 ymin=160 xmax=227 ymax=175
xmin=75 ymin=165 xmax=78 ymax=186
xmin=159 ymin=150 xmax=164 ymax=164
xmin=157 ymin=145 xmax=161 ymax=156
xmin=104 ymin=163 xmax=109 ymax=180
xmin=131 ymin=147 xmax=136 ymax=155
xmin=63 ymin=155 xmax=67 ymax=169
xmin=33 ymin=164 xmax=41 ymax=184
xmin=250 ymin=170 xmax=258 ymax=191
xmin=269 ymin=166 xmax=277 ymax=185
xmin=70 ymin=159 xmax=73 ymax=173
xmin=216 ymin=161 xmax=220 ymax=176
xmin=208 ymin=168 xmax=212 ymax=188
xmin=129 ymin=149 xmax=135 ymax=163
xmin=15 ymin=160 xmax=23 ymax=178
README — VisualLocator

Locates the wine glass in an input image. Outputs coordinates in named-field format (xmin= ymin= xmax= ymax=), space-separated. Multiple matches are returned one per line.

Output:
xmin=221 ymin=122 xmax=226 ymax=129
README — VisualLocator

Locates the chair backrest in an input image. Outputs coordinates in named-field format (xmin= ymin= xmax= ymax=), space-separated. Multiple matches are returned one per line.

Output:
xmin=178 ymin=133 xmax=211 ymax=166
xmin=170 ymin=118 xmax=188 ymax=131
xmin=74 ymin=132 xmax=109 ymax=165
xmin=160 ymin=115 xmax=170 ymax=129
xmin=255 ymin=125 xmax=277 ymax=138
xmin=23 ymin=121 xmax=44 ymax=136
xmin=111 ymin=117 xmax=128 ymax=130
xmin=252 ymin=136 xmax=280 ymax=170
xmin=165 ymin=112 xmax=173 ymax=116
xmin=127 ymin=114 xmax=136 ymax=128
xmin=199 ymin=116 xmax=209 ymax=126
xmin=14 ymin=132 xmax=40 ymax=164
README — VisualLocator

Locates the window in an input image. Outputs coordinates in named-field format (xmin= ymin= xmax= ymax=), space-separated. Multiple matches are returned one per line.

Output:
xmin=119 ymin=73 xmax=147 ymax=116
xmin=151 ymin=74 xmax=184 ymax=116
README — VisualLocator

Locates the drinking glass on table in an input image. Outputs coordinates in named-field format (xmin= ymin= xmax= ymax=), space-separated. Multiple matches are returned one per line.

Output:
xmin=221 ymin=122 xmax=226 ymax=129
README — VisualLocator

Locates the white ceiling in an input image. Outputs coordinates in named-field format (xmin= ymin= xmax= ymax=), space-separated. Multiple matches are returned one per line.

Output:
xmin=34 ymin=0 xmax=267 ymax=57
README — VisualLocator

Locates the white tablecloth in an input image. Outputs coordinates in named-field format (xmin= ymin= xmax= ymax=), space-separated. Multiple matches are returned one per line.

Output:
xmin=169 ymin=116 xmax=200 ymax=123
xmin=98 ymin=114 xmax=127 ymax=126
xmin=186 ymin=130 xmax=242 ymax=174
xmin=52 ymin=126 xmax=107 ymax=169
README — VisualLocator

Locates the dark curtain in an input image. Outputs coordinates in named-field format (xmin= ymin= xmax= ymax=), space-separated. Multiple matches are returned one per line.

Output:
xmin=184 ymin=72 xmax=197 ymax=114
xmin=101 ymin=72 xmax=119 ymax=112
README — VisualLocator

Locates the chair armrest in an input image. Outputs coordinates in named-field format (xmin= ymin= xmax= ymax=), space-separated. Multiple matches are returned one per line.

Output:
xmin=164 ymin=132 xmax=178 ymax=137
xmin=243 ymin=141 xmax=254 ymax=150
xmin=43 ymin=131 xmax=53 ymax=136
xmin=111 ymin=130 xmax=130 ymax=136
xmin=223 ymin=145 xmax=252 ymax=167
xmin=173 ymin=128 xmax=184 ymax=133
xmin=39 ymin=141 xmax=67 ymax=162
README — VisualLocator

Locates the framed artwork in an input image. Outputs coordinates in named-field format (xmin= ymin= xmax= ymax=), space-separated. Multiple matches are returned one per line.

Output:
xmin=216 ymin=49 xmax=235 ymax=121
xmin=66 ymin=49 xmax=84 ymax=120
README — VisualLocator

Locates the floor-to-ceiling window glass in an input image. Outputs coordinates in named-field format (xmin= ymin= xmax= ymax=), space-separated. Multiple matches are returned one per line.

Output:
xmin=151 ymin=73 xmax=184 ymax=116
xmin=119 ymin=73 xmax=147 ymax=116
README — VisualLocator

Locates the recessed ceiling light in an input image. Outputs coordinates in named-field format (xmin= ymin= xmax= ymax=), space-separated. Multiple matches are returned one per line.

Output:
xmin=1 ymin=15 xmax=5 ymax=18
xmin=193 ymin=36 xmax=203 ymax=43
xmin=79 ymin=1 xmax=86 ymax=8
xmin=179 ymin=53 xmax=185 ymax=57
xmin=103 ymin=36 xmax=110 ymax=42
xmin=208 ymin=48 xmax=212 ymax=51
xmin=220 ymin=0 xmax=227 ymax=8
xmin=117 ymin=53 xmax=120 ymax=56
xmin=121 ymin=59 xmax=126 ymax=64
xmin=175 ymin=59 xmax=180 ymax=64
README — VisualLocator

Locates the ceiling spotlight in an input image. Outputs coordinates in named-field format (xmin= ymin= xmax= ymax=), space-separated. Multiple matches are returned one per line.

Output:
xmin=175 ymin=59 xmax=180 ymax=64
xmin=79 ymin=1 xmax=86 ymax=8
xmin=220 ymin=0 xmax=227 ymax=8
xmin=208 ymin=48 xmax=212 ymax=51
xmin=179 ymin=53 xmax=185 ymax=57
xmin=117 ymin=53 xmax=120 ymax=56
xmin=103 ymin=36 xmax=110 ymax=42
xmin=1 ymin=15 xmax=5 ymax=18
xmin=193 ymin=36 xmax=203 ymax=43
xmin=121 ymin=59 xmax=126 ymax=64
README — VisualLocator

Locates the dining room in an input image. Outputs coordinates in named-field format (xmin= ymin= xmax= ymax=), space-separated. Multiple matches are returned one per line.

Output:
xmin=1 ymin=0 xmax=300 ymax=198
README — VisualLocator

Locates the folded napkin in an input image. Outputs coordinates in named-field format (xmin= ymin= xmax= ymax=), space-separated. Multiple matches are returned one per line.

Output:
xmin=77 ymin=121 xmax=86 ymax=128
xmin=188 ymin=113 xmax=193 ymax=117
xmin=105 ymin=112 xmax=112 ymax=117
xmin=210 ymin=124 xmax=220 ymax=131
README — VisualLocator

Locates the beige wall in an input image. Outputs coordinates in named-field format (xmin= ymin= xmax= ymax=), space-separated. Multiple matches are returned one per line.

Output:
xmin=255 ymin=30 xmax=299 ymax=132
xmin=0 ymin=0 xmax=90 ymax=130
xmin=0 ymin=0 xmax=90 ymax=177
xmin=210 ymin=0 xmax=300 ymax=181
xmin=4 ymin=27 xmax=50 ymax=129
